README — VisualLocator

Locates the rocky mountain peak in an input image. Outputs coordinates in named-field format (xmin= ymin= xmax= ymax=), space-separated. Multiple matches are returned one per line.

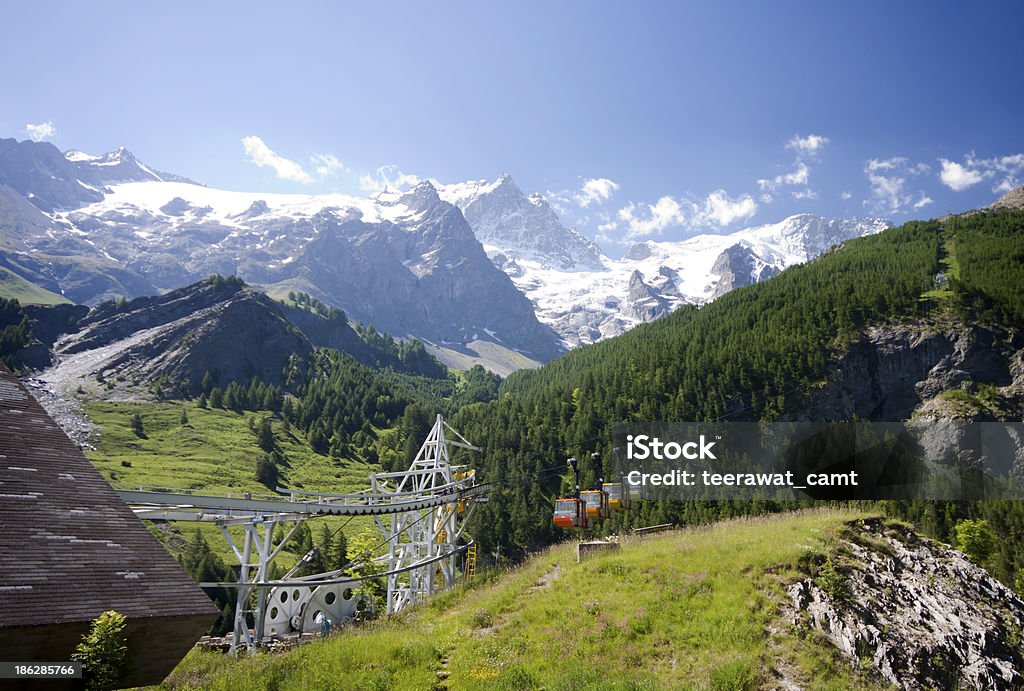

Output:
xmin=399 ymin=179 xmax=442 ymax=212
xmin=62 ymin=144 xmax=199 ymax=188
xmin=0 ymin=138 xmax=104 ymax=211
xmin=622 ymin=270 xmax=671 ymax=322
xmin=493 ymin=172 xmax=522 ymax=196
xmin=623 ymin=241 xmax=654 ymax=261
xmin=437 ymin=175 xmax=607 ymax=271
xmin=709 ymin=243 xmax=778 ymax=299
xmin=100 ymin=146 xmax=133 ymax=162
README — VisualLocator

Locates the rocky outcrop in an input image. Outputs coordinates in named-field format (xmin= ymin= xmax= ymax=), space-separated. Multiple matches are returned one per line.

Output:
xmin=439 ymin=174 xmax=607 ymax=271
xmin=22 ymin=303 xmax=89 ymax=346
xmin=989 ymin=184 xmax=1024 ymax=211
xmin=40 ymin=280 xmax=312 ymax=397
xmin=785 ymin=518 xmax=1024 ymax=689
xmin=4 ymin=303 xmax=90 ymax=371
xmin=621 ymin=270 xmax=672 ymax=322
xmin=710 ymin=243 xmax=779 ymax=299
xmin=796 ymin=323 xmax=1024 ymax=422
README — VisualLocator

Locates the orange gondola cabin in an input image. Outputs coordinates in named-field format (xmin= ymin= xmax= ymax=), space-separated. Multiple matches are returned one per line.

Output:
xmin=552 ymin=497 xmax=590 ymax=529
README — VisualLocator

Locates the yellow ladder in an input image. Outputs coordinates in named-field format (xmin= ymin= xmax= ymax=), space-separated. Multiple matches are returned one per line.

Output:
xmin=464 ymin=543 xmax=477 ymax=579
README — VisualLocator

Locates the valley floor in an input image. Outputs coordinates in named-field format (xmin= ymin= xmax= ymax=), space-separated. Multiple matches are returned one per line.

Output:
xmin=158 ymin=509 xmax=880 ymax=690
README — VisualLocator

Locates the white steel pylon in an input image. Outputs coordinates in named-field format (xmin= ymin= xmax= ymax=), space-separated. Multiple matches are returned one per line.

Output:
xmin=371 ymin=414 xmax=479 ymax=614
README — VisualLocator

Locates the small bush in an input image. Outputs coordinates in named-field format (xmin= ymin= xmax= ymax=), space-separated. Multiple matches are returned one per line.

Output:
xmin=470 ymin=609 xmax=493 ymax=628
xmin=955 ymin=519 xmax=996 ymax=565
xmin=816 ymin=556 xmax=849 ymax=602
xmin=72 ymin=610 xmax=128 ymax=690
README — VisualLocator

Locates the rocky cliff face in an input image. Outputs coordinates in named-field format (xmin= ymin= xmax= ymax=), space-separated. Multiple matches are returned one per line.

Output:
xmin=437 ymin=174 xmax=607 ymax=271
xmin=709 ymin=243 xmax=780 ymax=299
xmin=790 ymin=322 xmax=1024 ymax=422
xmin=0 ymin=138 xmax=103 ymax=212
xmin=271 ymin=183 xmax=563 ymax=362
xmin=785 ymin=518 xmax=1024 ymax=689
xmin=621 ymin=270 xmax=673 ymax=322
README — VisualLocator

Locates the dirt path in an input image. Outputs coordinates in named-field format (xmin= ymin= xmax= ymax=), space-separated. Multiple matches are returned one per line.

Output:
xmin=531 ymin=563 xmax=561 ymax=591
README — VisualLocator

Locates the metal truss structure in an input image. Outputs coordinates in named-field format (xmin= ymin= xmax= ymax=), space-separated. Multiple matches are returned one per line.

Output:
xmin=370 ymin=414 xmax=479 ymax=614
xmin=117 ymin=414 xmax=484 ymax=654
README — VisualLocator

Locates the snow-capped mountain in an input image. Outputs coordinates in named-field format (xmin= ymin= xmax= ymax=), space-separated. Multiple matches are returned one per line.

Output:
xmin=66 ymin=146 xmax=198 ymax=187
xmin=0 ymin=138 xmax=196 ymax=212
xmin=437 ymin=174 xmax=606 ymax=270
xmin=435 ymin=173 xmax=890 ymax=347
xmin=59 ymin=177 xmax=561 ymax=362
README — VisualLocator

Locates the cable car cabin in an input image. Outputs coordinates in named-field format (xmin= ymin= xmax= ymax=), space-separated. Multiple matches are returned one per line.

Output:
xmin=601 ymin=482 xmax=631 ymax=510
xmin=552 ymin=497 xmax=590 ymax=529
xmin=580 ymin=489 xmax=611 ymax=520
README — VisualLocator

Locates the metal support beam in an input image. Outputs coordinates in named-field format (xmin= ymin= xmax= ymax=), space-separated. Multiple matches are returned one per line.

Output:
xmin=119 ymin=413 xmax=481 ymax=652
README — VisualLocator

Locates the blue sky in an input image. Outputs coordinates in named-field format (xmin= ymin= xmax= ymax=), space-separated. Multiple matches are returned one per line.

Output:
xmin=2 ymin=1 xmax=1022 ymax=252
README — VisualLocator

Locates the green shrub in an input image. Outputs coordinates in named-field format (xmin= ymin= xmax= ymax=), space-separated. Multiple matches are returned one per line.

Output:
xmin=955 ymin=519 xmax=995 ymax=565
xmin=72 ymin=610 xmax=128 ymax=690
xmin=816 ymin=556 xmax=849 ymax=602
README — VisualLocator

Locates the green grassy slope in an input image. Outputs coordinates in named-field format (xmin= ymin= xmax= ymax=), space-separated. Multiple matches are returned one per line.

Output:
xmin=85 ymin=401 xmax=376 ymax=494
xmin=84 ymin=400 xmax=382 ymax=568
xmin=0 ymin=265 xmax=69 ymax=304
xmin=160 ymin=510 xmax=875 ymax=690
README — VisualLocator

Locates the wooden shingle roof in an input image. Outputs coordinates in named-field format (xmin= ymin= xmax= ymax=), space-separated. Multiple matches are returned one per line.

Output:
xmin=0 ymin=364 xmax=217 ymax=628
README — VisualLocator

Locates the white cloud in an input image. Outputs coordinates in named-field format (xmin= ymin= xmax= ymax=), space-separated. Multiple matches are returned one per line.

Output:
xmin=241 ymin=136 xmax=348 ymax=184
xmin=938 ymin=158 xmax=985 ymax=191
xmin=938 ymin=152 xmax=1024 ymax=194
xmin=792 ymin=188 xmax=817 ymax=200
xmin=592 ymin=213 xmax=623 ymax=246
xmin=358 ymin=165 xmax=421 ymax=194
xmin=786 ymin=133 xmax=829 ymax=156
xmin=864 ymin=157 xmax=932 ymax=215
xmin=758 ymin=161 xmax=809 ymax=192
xmin=575 ymin=177 xmax=620 ymax=207
xmin=242 ymin=136 xmax=315 ymax=184
xmin=543 ymin=189 xmax=574 ymax=217
xmin=617 ymin=189 xmax=757 ymax=239
xmin=25 ymin=121 xmax=55 ymax=142
xmin=311 ymin=153 xmax=345 ymax=178
xmin=840 ymin=191 xmax=852 ymax=200
xmin=699 ymin=189 xmax=758 ymax=226
xmin=618 ymin=196 xmax=686 ymax=238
